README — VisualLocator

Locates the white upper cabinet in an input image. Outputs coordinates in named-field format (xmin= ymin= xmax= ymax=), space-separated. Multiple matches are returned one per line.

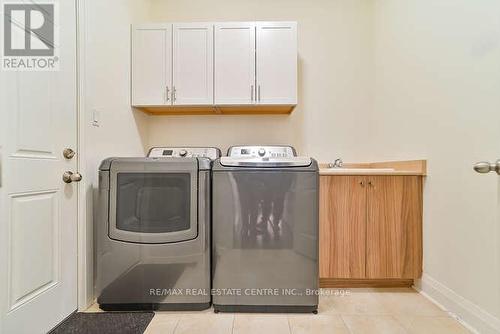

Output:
xmin=173 ymin=23 xmax=214 ymax=105
xmin=131 ymin=24 xmax=171 ymax=106
xmin=131 ymin=21 xmax=297 ymax=111
xmin=215 ymin=22 xmax=256 ymax=105
xmin=256 ymin=22 xmax=297 ymax=105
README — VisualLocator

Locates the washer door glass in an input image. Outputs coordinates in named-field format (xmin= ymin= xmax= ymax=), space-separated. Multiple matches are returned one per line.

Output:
xmin=116 ymin=173 xmax=191 ymax=233
xmin=108 ymin=159 xmax=198 ymax=244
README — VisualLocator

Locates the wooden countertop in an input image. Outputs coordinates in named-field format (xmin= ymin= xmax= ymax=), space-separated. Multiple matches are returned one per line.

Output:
xmin=319 ymin=160 xmax=427 ymax=176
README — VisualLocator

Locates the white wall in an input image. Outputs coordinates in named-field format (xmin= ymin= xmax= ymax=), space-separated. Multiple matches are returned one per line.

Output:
xmin=372 ymin=1 xmax=500 ymax=332
xmin=80 ymin=0 xmax=374 ymax=307
xmin=81 ymin=0 xmax=151 ymax=307
xmin=81 ymin=2 xmax=500 ymax=333
xmin=145 ymin=0 xmax=373 ymax=160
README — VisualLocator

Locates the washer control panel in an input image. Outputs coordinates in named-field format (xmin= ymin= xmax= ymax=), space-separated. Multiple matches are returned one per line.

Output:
xmin=227 ymin=146 xmax=296 ymax=158
xmin=148 ymin=147 xmax=221 ymax=160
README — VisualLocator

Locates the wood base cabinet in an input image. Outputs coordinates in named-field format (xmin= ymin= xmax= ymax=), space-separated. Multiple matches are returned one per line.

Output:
xmin=320 ymin=175 xmax=423 ymax=284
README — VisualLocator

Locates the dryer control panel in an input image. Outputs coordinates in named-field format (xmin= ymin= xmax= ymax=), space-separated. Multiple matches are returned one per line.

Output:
xmin=227 ymin=146 xmax=296 ymax=159
xmin=148 ymin=147 xmax=221 ymax=160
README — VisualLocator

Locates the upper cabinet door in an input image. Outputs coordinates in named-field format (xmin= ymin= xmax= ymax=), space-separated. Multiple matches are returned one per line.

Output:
xmin=215 ymin=22 xmax=256 ymax=105
xmin=256 ymin=22 xmax=297 ymax=105
xmin=173 ymin=23 xmax=214 ymax=105
xmin=131 ymin=24 xmax=172 ymax=106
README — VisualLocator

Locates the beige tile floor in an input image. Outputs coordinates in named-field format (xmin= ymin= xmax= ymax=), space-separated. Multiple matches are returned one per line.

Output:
xmin=86 ymin=288 xmax=473 ymax=334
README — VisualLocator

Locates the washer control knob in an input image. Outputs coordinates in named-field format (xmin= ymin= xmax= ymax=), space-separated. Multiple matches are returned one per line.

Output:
xmin=258 ymin=148 xmax=266 ymax=157
xmin=179 ymin=149 xmax=188 ymax=157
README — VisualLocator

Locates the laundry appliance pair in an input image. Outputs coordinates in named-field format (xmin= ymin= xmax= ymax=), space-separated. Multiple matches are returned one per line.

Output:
xmin=96 ymin=146 xmax=319 ymax=313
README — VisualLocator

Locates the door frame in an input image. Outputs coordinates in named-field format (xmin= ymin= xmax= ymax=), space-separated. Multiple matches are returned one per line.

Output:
xmin=76 ymin=0 xmax=92 ymax=311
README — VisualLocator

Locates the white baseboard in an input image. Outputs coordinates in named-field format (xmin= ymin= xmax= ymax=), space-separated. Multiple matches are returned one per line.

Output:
xmin=414 ymin=273 xmax=500 ymax=334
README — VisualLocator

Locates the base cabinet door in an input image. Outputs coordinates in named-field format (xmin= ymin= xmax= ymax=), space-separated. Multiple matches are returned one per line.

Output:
xmin=366 ymin=176 xmax=423 ymax=279
xmin=320 ymin=176 xmax=367 ymax=279
xmin=320 ymin=175 xmax=423 ymax=283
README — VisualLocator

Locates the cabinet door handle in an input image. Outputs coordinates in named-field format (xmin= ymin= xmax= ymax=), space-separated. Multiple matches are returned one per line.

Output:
xmin=359 ymin=181 xmax=365 ymax=187
xmin=166 ymin=86 xmax=170 ymax=102
xmin=368 ymin=181 xmax=373 ymax=187
xmin=251 ymin=85 xmax=254 ymax=102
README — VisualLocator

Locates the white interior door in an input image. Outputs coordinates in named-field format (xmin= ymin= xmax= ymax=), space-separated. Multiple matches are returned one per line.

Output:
xmin=0 ymin=1 xmax=79 ymax=333
xmin=131 ymin=24 xmax=172 ymax=106
xmin=214 ymin=22 xmax=256 ymax=105
xmin=173 ymin=23 xmax=213 ymax=105
xmin=256 ymin=22 xmax=297 ymax=105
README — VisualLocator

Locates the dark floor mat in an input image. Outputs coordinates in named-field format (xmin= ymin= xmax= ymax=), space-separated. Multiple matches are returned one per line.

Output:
xmin=49 ymin=312 xmax=154 ymax=334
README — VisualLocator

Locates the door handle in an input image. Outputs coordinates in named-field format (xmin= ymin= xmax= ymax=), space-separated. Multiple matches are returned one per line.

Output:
xmin=63 ymin=148 xmax=76 ymax=159
xmin=473 ymin=160 xmax=500 ymax=175
xmin=63 ymin=171 xmax=83 ymax=183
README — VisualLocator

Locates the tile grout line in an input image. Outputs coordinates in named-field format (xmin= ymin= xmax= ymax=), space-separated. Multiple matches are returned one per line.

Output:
xmin=391 ymin=314 xmax=414 ymax=334
xmin=171 ymin=316 xmax=180 ymax=334
xmin=339 ymin=314 xmax=355 ymax=334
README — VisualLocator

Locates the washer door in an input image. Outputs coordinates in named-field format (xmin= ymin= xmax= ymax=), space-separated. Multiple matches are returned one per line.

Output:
xmin=108 ymin=158 xmax=198 ymax=244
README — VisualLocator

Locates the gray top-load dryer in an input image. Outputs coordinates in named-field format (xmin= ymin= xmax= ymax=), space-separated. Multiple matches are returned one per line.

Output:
xmin=96 ymin=147 xmax=220 ymax=311
xmin=212 ymin=145 xmax=319 ymax=313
